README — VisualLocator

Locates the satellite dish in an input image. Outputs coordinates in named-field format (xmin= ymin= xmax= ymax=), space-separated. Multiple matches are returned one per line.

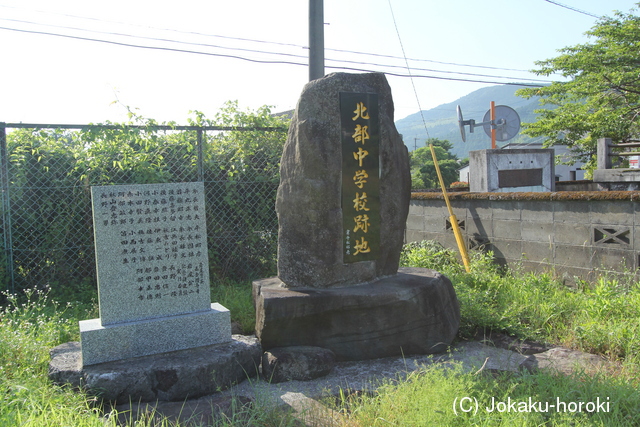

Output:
xmin=457 ymin=105 xmax=466 ymax=142
xmin=482 ymin=105 xmax=521 ymax=142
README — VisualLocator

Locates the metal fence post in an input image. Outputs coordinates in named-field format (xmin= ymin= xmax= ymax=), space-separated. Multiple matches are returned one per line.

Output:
xmin=197 ymin=128 xmax=204 ymax=182
xmin=0 ymin=123 xmax=15 ymax=292
xmin=0 ymin=122 xmax=286 ymax=289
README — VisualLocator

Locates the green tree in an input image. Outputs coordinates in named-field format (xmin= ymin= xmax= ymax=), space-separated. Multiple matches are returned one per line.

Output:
xmin=410 ymin=138 xmax=460 ymax=189
xmin=3 ymin=102 xmax=289 ymax=293
xmin=188 ymin=101 xmax=290 ymax=279
xmin=517 ymin=4 xmax=640 ymax=174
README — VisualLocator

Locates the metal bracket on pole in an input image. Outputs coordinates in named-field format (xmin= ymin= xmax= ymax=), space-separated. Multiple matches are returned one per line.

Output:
xmin=457 ymin=102 xmax=520 ymax=146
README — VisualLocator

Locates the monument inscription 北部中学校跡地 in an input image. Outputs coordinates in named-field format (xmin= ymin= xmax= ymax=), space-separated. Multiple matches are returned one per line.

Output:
xmin=341 ymin=92 xmax=381 ymax=263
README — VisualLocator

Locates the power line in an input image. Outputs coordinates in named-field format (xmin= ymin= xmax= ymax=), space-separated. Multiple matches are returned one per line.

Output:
xmin=0 ymin=4 xmax=308 ymax=50
xmin=0 ymin=24 xmax=548 ymax=87
xmin=0 ymin=4 xmax=536 ymax=74
xmin=326 ymin=47 xmax=533 ymax=73
xmin=0 ymin=17 xmax=310 ymax=62
xmin=0 ymin=16 xmax=549 ymax=83
xmin=329 ymin=66 xmax=544 ymax=86
xmin=327 ymin=57 xmax=553 ymax=83
xmin=0 ymin=26 xmax=310 ymax=66
xmin=542 ymin=0 xmax=601 ymax=19
xmin=387 ymin=0 xmax=429 ymax=139
xmin=0 ymin=16 xmax=553 ymax=83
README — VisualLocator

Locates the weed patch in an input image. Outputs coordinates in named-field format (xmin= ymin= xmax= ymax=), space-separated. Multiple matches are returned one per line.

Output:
xmin=2 ymin=240 xmax=639 ymax=426
xmin=337 ymin=363 xmax=640 ymax=426
xmin=400 ymin=240 xmax=640 ymax=368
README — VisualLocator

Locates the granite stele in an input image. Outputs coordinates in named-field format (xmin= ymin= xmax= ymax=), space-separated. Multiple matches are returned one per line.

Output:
xmin=79 ymin=182 xmax=231 ymax=366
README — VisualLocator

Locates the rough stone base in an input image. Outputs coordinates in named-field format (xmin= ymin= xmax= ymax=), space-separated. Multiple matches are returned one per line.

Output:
xmin=253 ymin=267 xmax=460 ymax=361
xmin=79 ymin=303 xmax=231 ymax=366
xmin=524 ymin=347 xmax=619 ymax=375
xmin=48 ymin=335 xmax=261 ymax=403
xmin=262 ymin=346 xmax=336 ymax=383
xmin=97 ymin=340 xmax=622 ymax=425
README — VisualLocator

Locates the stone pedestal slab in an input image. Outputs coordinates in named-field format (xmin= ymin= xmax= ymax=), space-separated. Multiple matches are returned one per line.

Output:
xmin=79 ymin=303 xmax=231 ymax=366
xmin=253 ymin=267 xmax=460 ymax=361
xmin=49 ymin=335 xmax=261 ymax=403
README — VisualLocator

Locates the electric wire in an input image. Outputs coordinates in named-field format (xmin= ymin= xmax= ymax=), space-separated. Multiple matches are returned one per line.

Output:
xmin=327 ymin=47 xmax=533 ymax=73
xmin=0 ymin=16 xmax=553 ymax=83
xmin=0 ymin=24 xmax=547 ymax=87
xmin=0 ymin=17 xmax=311 ymax=61
xmin=0 ymin=4 xmax=539 ymax=74
xmin=0 ymin=25 xmax=311 ymax=67
xmin=0 ymin=4 xmax=309 ymax=50
xmin=387 ymin=0 xmax=429 ymax=138
xmin=541 ymin=0 xmax=602 ymax=19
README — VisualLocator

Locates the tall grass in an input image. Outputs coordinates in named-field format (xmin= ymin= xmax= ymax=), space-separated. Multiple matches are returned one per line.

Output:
xmin=400 ymin=240 xmax=640 ymax=367
xmin=329 ymin=240 xmax=640 ymax=426
xmin=210 ymin=278 xmax=256 ymax=334
xmin=0 ymin=290 xmax=108 ymax=426
xmin=0 ymin=289 xmax=293 ymax=426
xmin=2 ymin=242 xmax=639 ymax=426
xmin=338 ymin=362 xmax=640 ymax=426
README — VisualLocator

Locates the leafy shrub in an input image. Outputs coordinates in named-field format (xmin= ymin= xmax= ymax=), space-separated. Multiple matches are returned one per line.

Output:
xmin=2 ymin=103 xmax=288 ymax=294
xmin=401 ymin=239 xmax=640 ymax=365
xmin=399 ymin=240 xmax=461 ymax=271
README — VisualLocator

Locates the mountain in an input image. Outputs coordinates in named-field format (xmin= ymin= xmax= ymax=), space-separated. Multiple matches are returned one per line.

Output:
xmin=394 ymin=84 xmax=549 ymax=159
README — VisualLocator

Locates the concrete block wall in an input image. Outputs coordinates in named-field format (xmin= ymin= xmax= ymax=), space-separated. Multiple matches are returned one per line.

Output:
xmin=406 ymin=192 xmax=640 ymax=280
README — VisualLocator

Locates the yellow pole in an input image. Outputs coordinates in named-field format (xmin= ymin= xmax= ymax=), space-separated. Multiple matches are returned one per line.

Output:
xmin=429 ymin=144 xmax=471 ymax=272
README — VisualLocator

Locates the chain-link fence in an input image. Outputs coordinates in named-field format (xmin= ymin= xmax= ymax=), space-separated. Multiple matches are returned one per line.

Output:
xmin=0 ymin=122 xmax=287 ymax=295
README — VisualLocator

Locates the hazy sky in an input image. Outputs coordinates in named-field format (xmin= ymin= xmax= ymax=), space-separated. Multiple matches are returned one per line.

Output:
xmin=0 ymin=0 xmax=637 ymax=125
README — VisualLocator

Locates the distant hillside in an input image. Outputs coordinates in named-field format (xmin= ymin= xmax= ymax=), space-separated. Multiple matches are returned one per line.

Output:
xmin=395 ymin=84 xmax=549 ymax=159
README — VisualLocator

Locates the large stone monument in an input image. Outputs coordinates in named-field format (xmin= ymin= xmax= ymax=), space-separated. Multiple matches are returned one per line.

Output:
xmin=253 ymin=73 xmax=460 ymax=361
xmin=49 ymin=182 xmax=261 ymax=402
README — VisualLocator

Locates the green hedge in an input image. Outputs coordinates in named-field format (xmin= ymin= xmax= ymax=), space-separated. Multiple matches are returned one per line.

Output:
xmin=1 ymin=103 xmax=288 ymax=295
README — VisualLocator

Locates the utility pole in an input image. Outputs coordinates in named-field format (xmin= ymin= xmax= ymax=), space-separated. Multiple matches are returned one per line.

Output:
xmin=309 ymin=0 xmax=324 ymax=81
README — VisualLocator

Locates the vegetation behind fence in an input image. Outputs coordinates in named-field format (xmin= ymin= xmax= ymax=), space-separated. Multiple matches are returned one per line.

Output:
xmin=0 ymin=102 xmax=289 ymax=297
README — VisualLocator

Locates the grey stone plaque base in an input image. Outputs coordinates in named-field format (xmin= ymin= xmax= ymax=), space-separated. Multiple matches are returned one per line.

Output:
xmin=48 ymin=335 xmax=262 ymax=403
xmin=80 ymin=303 xmax=231 ymax=366
xmin=253 ymin=267 xmax=460 ymax=361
